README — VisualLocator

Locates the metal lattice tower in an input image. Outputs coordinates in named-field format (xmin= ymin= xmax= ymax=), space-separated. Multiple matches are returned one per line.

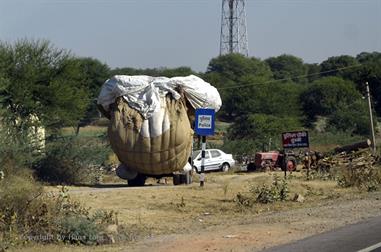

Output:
xmin=219 ymin=0 xmax=249 ymax=56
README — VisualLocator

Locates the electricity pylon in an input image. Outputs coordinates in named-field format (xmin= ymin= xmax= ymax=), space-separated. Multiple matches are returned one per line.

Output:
xmin=219 ymin=0 xmax=249 ymax=56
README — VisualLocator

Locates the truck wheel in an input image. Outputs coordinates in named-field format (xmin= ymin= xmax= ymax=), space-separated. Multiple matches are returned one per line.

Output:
xmin=127 ymin=173 xmax=147 ymax=187
xmin=173 ymin=174 xmax=181 ymax=185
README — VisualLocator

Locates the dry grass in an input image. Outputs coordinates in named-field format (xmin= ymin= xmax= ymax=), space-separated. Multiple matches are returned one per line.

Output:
xmin=61 ymin=126 xmax=107 ymax=137
xmin=57 ymin=172 xmax=355 ymax=234
xmin=17 ymin=171 xmax=370 ymax=251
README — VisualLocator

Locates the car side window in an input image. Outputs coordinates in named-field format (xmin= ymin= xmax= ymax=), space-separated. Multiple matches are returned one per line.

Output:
xmin=205 ymin=151 xmax=210 ymax=159
xmin=211 ymin=150 xmax=221 ymax=158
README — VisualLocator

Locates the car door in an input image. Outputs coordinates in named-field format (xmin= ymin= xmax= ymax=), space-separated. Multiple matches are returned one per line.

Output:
xmin=210 ymin=150 xmax=223 ymax=170
xmin=203 ymin=151 xmax=214 ymax=171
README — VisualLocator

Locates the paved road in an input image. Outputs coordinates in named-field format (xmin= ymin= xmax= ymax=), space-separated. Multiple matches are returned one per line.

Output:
xmin=262 ymin=216 xmax=381 ymax=252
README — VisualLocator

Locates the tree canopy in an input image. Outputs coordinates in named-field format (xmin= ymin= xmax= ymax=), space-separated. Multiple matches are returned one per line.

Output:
xmin=0 ymin=39 xmax=89 ymax=132
xmin=300 ymin=76 xmax=368 ymax=134
xmin=265 ymin=54 xmax=308 ymax=83
xmin=205 ymin=54 xmax=273 ymax=119
xmin=73 ymin=57 xmax=110 ymax=127
xmin=320 ymin=55 xmax=359 ymax=80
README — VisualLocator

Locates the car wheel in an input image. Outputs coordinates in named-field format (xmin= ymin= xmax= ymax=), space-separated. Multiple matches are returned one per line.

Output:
xmin=193 ymin=166 xmax=199 ymax=174
xmin=221 ymin=163 xmax=230 ymax=172
xmin=127 ymin=173 xmax=147 ymax=187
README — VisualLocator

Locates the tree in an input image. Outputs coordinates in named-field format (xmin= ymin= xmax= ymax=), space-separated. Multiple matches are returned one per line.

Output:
xmin=305 ymin=63 xmax=321 ymax=83
xmin=110 ymin=66 xmax=195 ymax=78
xmin=328 ymin=99 xmax=369 ymax=135
xmin=265 ymin=54 xmax=308 ymax=83
xmin=320 ymin=55 xmax=359 ymax=80
xmin=0 ymin=39 xmax=89 ymax=134
xmin=227 ymin=113 xmax=302 ymax=150
xmin=73 ymin=57 xmax=110 ymax=132
xmin=301 ymin=77 xmax=360 ymax=119
xmin=319 ymin=53 xmax=381 ymax=117
xmin=205 ymin=54 xmax=273 ymax=119
xmin=224 ymin=76 xmax=303 ymax=118
xmin=300 ymin=76 xmax=368 ymax=134
xmin=354 ymin=52 xmax=381 ymax=117
xmin=206 ymin=53 xmax=272 ymax=83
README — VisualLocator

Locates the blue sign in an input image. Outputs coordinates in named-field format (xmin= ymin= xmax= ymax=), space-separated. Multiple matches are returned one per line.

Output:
xmin=195 ymin=108 xmax=215 ymax=136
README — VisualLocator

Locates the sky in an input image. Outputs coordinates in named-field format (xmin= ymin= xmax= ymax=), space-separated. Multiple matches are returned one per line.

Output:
xmin=0 ymin=0 xmax=380 ymax=72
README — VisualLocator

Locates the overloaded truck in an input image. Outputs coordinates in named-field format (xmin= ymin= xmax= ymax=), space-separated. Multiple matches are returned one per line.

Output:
xmin=97 ymin=75 xmax=221 ymax=186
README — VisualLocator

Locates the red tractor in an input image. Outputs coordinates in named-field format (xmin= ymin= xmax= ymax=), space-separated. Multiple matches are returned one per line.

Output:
xmin=246 ymin=150 xmax=297 ymax=172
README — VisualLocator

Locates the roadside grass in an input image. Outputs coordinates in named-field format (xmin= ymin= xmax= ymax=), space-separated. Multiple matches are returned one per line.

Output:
xmin=22 ymin=124 xmax=378 ymax=252
xmin=61 ymin=126 xmax=107 ymax=137
xmin=17 ymin=170 xmax=374 ymax=252
xmin=59 ymin=172 xmax=361 ymax=235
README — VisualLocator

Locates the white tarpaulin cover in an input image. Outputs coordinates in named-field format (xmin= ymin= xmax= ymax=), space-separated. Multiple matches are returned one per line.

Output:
xmin=97 ymin=75 xmax=222 ymax=119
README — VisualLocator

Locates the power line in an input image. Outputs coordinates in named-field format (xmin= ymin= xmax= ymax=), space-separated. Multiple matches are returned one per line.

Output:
xmin=219 ymin=64 xmax=363 ymax=90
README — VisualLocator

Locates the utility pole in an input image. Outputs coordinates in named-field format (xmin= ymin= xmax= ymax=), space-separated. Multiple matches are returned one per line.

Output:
xmin=365 ymin=81 xmax=377 ymax=155
xmin=220 ymin=0 xmax=249 ymax=56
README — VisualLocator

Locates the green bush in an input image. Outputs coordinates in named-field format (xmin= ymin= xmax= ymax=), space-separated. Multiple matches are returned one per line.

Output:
xmin=34 ymin=136 xmax=110 ymax=185
xmin=0 ymin=125 xmax=41 ymax=176
xmin=226 ymin=114 xmax=302 ymax=155
xmin=0 ymin=176 xmax=122 ymax=248
xmin=221 ymin=139 xmax=259 ymax=157
xmin=252 ymin=175 xmax=289 ymax=203
xmin=235 ymin=175 xmax=289 ymax=208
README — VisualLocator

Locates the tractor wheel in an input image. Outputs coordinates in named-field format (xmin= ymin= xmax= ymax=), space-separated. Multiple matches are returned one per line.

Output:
xmin=286 ymin=157 xmax=297 ymax=172
xmin=246 ymin=162 xmax=256 ymax=172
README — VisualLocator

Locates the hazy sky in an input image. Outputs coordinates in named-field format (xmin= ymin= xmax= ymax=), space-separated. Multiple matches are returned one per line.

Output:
xmin=1 ymin=0 xmax=380 ymax=72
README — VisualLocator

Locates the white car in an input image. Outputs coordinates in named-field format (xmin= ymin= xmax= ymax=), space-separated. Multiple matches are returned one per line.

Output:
xmin=192 ymin=149 xmax=235 ymax=172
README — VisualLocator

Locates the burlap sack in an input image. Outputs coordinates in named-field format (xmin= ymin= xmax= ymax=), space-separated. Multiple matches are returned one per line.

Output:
xmin=107 ymin=95 xmax=193 ymax=175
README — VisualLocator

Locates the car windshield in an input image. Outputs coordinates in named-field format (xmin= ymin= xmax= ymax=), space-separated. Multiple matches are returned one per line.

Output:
xmin=192 ymin=150 xmax=201 ymax=160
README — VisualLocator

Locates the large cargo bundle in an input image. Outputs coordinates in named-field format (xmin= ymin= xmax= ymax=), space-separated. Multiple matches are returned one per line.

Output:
xmin=97 ymin=75 xmax=221 ymax=177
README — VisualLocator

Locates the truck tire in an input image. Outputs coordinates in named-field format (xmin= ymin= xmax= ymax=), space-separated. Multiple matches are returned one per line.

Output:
xmin=173 ymin=174 xmax=181 ymax=185
xmin=180 ymin=171 xmax=192 ymax=184
xmin=127 ymin=173 xmax=147 ymax=187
